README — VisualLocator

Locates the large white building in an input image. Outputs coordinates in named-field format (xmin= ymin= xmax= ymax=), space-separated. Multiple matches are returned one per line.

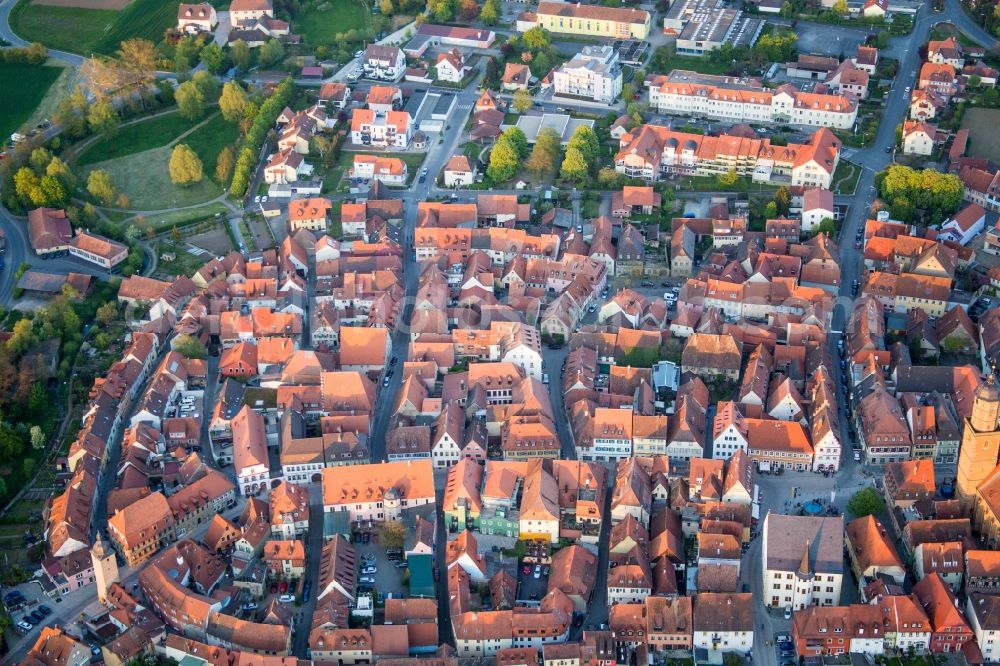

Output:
xmin=615 ymin=124 xmax=841 ymax=189
xmin=552 ymin=45 xmax=623 ymax=104
xmin=362 ymin=44 xmax=406 ymax=81
xmin=762 ymin=513 xmax=844 ymax=611
xmin=649 ymin=71 xmax=858 ymax=129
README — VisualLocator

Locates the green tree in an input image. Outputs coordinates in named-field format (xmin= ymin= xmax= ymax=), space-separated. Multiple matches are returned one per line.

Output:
xmin=847 ymin=487 xmax=885 ymax=517
xmin=173 ymin=334 xmax=207 ymax=359
xmin=95 ymin=301 xmax=118 ymax=325
xmin=29 ymin=147 xmax=52 ymax=173
xmin=175 ymin=35 xmax=202 ymax=70
xmin=377 ymin=519 xmax=407 ymax=550
xmin=512 ymin=87 xmax=533 ymax=113
xmin=259 ymin=39 xmax=285 ymax=67
xmin=774 ymin=186 xmax=791 ymax=216
xmin=560 ymin=146 xmax=588 ymax=182
xmin=0 ymin=476 xmax=6 ymax=499
xmin=46 ymin=157 xmax=75 ymax=190
xmin=13 ymin=167 xmax=41 ymax=205
xmin=379 ymin=0 xmax=394 ymax=13
xmin=54 ymin=86 xmax=89 ymax=138
xmin=192 ymin=70 xmax=219 ymax=101
xmin=87 ymin=169 xmax=116 ymax=206
xmin=215 ymin=145 xmax=236 ymax=184
xmin=29 ymin=425 xmax=44 ymax=450
xmin=487 ymin=139 xmax=519 ymax=182
xmin=500 ymin=127 xmax=529 ymax=159
xmin=818 ymin=218 xmax=836 ymax=235
xmin=523 ymin=26 xmax=551 ymax=50
xmin=219 ymin=81 xmax=251 ymax=122
xmin=567 ymin=124 xmax=599 ymax=165
xmin=597 ymin=167 xmax=626 ymax=189
xmin=87 ymin=99 xmax=118 ymax=136
xmin=481 ymin=0 xmax=500 ymax=24
xmin=230 ymin=40 xmax=251 ymax=71
xmin=169 ymin=144 xmax=204 ymax=186
xmin=763 ymin=200 xmax=778 ymax=219
xmin=832 ymin=0 xmax=848 ymax=14
xmin=535 ymin=128 xmax=563 ymax=164
xmin=717 ymin=168 xmax=740 ymax=187
xmin=37 ymin=175 xmax=68 ymax=207
xmin=622 ymin=82 xmax=634 ymax=103
xmin=175 ymin=80 xmax=206 ymax=120
xmin=200 ymin=43 xmax=226 ymax=73
xmin=428 ymin=0 xmax=455 ymax=21
xmin=525 ymin=142 xmax=555 ymax=179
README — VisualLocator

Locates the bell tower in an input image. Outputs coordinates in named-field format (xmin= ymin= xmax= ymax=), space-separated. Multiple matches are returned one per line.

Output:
xmin=957 ymin=373 xmax=1000 ymax=514
xmin=91 ymin=534 xmax=119 ymax=603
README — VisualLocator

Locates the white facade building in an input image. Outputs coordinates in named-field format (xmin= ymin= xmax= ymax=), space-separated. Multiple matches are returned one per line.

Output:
xmin=552 ymin=45 xmax=623 ymax=104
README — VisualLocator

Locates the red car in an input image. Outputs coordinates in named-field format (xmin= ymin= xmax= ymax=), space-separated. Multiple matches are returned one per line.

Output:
xmin=522 ymin=565 xmax=531 ymax=575
xmin=270 ymin=583 xmax=278 ymax=594
xmin=279 ymin=582 xmax=288 ymax=594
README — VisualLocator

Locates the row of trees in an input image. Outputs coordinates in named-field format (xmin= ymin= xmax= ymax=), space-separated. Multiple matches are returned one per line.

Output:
xmin=0 ymin=42 xmax=47 ymax=65
xmin=486 ymin=124 xmax=602 ymax=185
xmin=230 ymin=78 xmax=295 ymax=197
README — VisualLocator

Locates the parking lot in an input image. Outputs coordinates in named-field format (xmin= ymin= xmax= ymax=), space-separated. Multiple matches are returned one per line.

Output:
xmin=516 ymin=560 xmax=550 ymax=604
xmin=353 ymin=535 xmax=408 ymax=602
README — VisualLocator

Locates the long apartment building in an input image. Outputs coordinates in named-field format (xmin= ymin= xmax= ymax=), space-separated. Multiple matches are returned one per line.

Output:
xmin=649 ymin=72 xmax=858 ymax=129
xmin=615 ymin=124 xmax=841 ymax=189
xmin=518 ymin=2 xmax=651 ymax=39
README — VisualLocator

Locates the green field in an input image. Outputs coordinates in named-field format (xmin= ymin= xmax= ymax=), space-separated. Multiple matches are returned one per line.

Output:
xmin=78 ymin=111 xmax=238 ymax=209
xmin=83 ymin=145 xmax=224 ymax=210
xmin=77 ymin=111 xmax=193 ymax=165
xmin=295 ymin=0 xmax=371 ymax=45
xmin=0 ymin=62 xmax=62 ymax=138
xmin=961 ymin=107 xmax=1000 ymax=161
xmin=92 ymin=0 xmax=181 ymax=53
xmin=10 ymin=0 xmax=180 ymax=55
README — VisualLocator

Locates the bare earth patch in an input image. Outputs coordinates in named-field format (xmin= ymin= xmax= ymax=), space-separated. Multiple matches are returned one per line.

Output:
xmin=32 ymin=0 xmax=129 ymax=11
xmin=188 ymin=228 xmax=234 ymax=256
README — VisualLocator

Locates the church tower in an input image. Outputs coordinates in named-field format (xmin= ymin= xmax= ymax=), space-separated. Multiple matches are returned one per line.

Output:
xmin=957 ymin=374 xmax=1000 ymax=514
xmin=91 ymin=534 xmax=119 ymax=603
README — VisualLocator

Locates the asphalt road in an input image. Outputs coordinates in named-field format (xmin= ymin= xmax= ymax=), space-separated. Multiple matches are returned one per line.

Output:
xmin=0 ymin=0 xmax=84 ymax=67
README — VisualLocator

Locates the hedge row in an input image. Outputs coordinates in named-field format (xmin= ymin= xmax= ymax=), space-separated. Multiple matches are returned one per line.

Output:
xmin=229 ymin=77 xmax=295 ymax=198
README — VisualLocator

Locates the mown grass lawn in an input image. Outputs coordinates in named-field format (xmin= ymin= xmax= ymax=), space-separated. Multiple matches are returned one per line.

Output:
xmin=9 ymin=0 xmax=118 ymax=55
xmin=11 ymin=0 xmax=181 ymax=55
xmin=295 ymin=0 xmax=370 ymax=45
xmin=0 ymin=62 xmax=62 ymax=138
xmin=77 ymin=110 xmax=193 ymax=165
xmin=182 ymin=112 xmax=241 ymax=184
xmin=83 ymin=145 xmax=223 ymax=210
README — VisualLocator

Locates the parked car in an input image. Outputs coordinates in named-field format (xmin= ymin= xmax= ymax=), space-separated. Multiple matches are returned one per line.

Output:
xmin=242 ymin=602 xmax=258 ymax=611
xmin=522 ymin=565 xmax=531 ymax=575
xmin=29 ymin=611 xmax=44 ymax=623
xmin=37 ymin=605 xmax=52 ymax=617
xmin=279 ymin=582 xmax=288 ymax=594
xmin=278 ymin=594 xmax=295 ymax=603
xmin=302 ymin=582 xmax=311 ymax=602
xmin=533 ymin=565 xmax=542 ymax=579
xmin=359 ymin=576 xmax=376 ymax=585
xmin=16 ymin=620 xmax=33 ymax=632
xmin=362 ymin=566 xmax=378 ymax=575
xmin=88 ymin=643 xmax=101 ymax=656
xmin=784 ymin=606 xmax=792 ymax=620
